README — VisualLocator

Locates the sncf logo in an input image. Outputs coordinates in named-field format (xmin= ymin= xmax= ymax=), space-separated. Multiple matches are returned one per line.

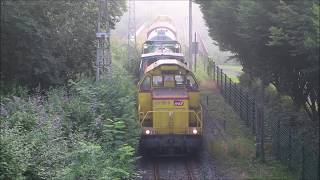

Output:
xmin=174 ymin=100 xmax=184 ymax=106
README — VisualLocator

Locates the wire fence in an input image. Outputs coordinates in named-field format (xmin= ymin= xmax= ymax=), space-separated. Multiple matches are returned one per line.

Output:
xmin=207 ymin=61 xmax=319 ymax=180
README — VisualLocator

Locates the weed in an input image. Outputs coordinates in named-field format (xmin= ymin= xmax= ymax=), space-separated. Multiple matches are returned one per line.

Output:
xmin=202 ymin=87 xmax=297 ymax=179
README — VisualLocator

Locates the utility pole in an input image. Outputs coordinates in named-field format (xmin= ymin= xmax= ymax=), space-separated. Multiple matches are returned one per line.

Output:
xmin=128 ymin=0 xmax=137 ymax=61
xmin=188 ymin=0 xmax=193 ymax=69
xmin=96 ymin=0 xmax=111 ymax=81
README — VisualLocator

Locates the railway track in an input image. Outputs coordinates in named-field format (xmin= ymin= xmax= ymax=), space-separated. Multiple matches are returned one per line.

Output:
xmin=151 ymin=158 xmax=195 ymax=180
xmin=185 ymin=160 xmax=195 ymax=180
xmin=152 ymin=160 xmax=160 ymax=180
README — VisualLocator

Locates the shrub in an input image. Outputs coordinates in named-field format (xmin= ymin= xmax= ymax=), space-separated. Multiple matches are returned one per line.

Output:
xmin=0 ymin=67 xmax=139 ymax=179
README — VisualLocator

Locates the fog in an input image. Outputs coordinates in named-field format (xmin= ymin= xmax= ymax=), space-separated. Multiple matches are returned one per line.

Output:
xmin=112 ymin=0 xmax=234 ymax=64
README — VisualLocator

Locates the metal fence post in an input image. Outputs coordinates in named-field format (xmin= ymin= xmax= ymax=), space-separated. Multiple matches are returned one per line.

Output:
xmin=252 ymin=100 xmax=256 ymax=133
xmin=207 ymin=58 xmax=211 ymax=76
xmin=213 ymin=62 xmax=216 ymax=81
xmin=233 ymin=83 xmax=236 ymax=109
xmin=237 ymin=85 xmax=241 ymax=113
xmin=240 ymin=88 xmax=243 ymax=119
xmin=234 ymin=83 xmax=240 ymax=114
xmin=276 ymin=118 xmax=280 ymax=159
xmin=288 ymin=126 xmax=292 ymax=170
xmin=204 ymin=57 xmax=207 ymax=71
xmin=220 ymin=69 xmax=223 ymax=94
xmin=217 ymin=67 xmax=220 ymax=87
xmin=246 ymin=93 xmax=249 ymax=125
xmin=234 ymin=83 xmax=237 ymax=111
xmin=301 ymin=140 xmax=305 ymax=180
xmin=256 ymin=106 xmax=265 ymax=162
xmin=261 ymin=106 xmax=265 ymax=162
xmin=237 ymin=84 xmax=241 ymax=112
xmin=217 ymin=67 xmax=219 ymax=87
xmin=224 ymin=73 xmax=227 ymax=98
xmin=229 ymin=78 xmax=232 ymax=104
xmin=255 ymin=107 xmax=260 ymax=159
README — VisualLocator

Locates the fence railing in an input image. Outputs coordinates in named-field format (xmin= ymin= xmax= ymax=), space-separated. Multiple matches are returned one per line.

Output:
xmin=207 ymin=61 xmax=319 ymax=180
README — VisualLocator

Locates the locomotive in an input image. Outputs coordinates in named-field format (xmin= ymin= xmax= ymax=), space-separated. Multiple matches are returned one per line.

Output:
xmin=138 ymin=16 xmax=203 ymax=155
xmin=139 ymin=16 xmax=185 ymax=76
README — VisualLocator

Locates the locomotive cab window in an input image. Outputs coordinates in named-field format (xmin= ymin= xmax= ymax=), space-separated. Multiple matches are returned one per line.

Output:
xmin=152 ymin=76 xmax=163 ymax=87
xmin=140 ymin=76 xmax=151 ymax=91
xmin=186 ymin=75 xmax=198 ymax=90
xmin=175 ymin=75 xmax=185 ymax=86
xmin=164 ymin=75 xmax=175 ymax=87
xmin=164 ymin=75 xmax=174 ymax=81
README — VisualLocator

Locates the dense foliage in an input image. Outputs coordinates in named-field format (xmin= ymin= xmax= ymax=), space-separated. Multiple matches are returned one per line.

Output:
xmin=1 ymin=0 xmax=126 ymax=88
xmin=239 ymin=73 xmax=319 ymax=179
xmin=196 ymin=0 xmax=319 ymax=121
xmin=111 ymin=39 xmax=141 ymax=81
xmin=0 ymin=67 xmax=139 ymax=179
xmin=0 ymin=1 xmax=144 ymax=179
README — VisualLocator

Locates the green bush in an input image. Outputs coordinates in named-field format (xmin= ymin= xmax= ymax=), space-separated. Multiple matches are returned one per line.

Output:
xmin=0 ymin=67 xmax=139 ymax=179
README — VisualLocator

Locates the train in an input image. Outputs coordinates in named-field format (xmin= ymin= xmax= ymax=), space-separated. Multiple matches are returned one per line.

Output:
xmin=137 ymin=16 xmax=203 ymax=156
xmin=139 ymin=16 xmax=184 ymax=77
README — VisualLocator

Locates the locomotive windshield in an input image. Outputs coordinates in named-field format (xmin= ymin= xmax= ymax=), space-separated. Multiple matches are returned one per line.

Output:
xmin=143 ymin=41 xmax=181 ymax=54
xmin=140 ymin=76 xmax=151 ymax=91
xmin=175 ymin=75 xmax=184 ymax=86
xmin=141 ymin=74 xmax=198 ymax=90
xmin=186 ymin=75 xmax=198 ymax=90
xmin=152 ymin=76 xmax=163 ymax=86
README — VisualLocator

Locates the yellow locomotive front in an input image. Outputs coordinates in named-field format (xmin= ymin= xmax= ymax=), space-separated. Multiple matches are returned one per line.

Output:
xmin=138 ymin=59 xmax=202 ymax=155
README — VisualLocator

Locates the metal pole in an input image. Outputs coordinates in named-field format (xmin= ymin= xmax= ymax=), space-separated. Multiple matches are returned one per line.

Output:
xmin=105 ymin=0 xmax=111 ymax=72
xmin=96 ymin=0 xmax=102 ymax=81
xmin=188 ymin=0 xmax=193 ymax=69
xmin=95 ymin=0 xmax=111 ymax=81
xmin=128 ymin=0 xmax=136 ymax=62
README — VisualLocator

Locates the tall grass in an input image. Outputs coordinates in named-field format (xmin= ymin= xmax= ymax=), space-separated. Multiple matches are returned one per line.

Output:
xmin=202 ymin=89 xmax=297 ymax=179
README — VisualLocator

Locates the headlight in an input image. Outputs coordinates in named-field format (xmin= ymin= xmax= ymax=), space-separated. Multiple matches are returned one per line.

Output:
xmin=192 ymin=129 xmax=198 ymax=135
xmin=145 ymin=129 xmax=151 ymax=135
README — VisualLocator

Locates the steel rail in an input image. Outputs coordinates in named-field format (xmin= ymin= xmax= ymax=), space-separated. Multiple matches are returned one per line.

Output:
xmin=153 ymin=161 xmax=160 ymax=180
xmin=185 ymin=160 xmax=195 ymax=180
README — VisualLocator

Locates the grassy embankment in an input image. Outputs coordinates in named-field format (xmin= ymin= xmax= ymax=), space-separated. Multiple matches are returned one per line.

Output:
xmin=193 ymin=57 xmax=242 ymax=83
xmin=194 ymin=59 xmax=297 ymax=179
xmin=218 ymin=64 xmax=242 ymax=83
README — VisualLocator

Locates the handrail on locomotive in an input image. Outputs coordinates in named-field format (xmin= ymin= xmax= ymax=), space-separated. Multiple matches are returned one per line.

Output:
xmin=139 ymin=106 xmax=203 ymax=134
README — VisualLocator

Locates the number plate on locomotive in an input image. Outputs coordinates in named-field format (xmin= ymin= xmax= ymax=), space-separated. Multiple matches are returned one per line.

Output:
xmin=174 ymin=100 xmax=184 ymax=106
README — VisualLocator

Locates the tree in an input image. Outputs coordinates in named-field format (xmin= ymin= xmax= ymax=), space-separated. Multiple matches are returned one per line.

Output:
xmin=196 ymin=0 xmax=319 ymax=121
xmin=0 ymin=0 xmax=127 ymax=88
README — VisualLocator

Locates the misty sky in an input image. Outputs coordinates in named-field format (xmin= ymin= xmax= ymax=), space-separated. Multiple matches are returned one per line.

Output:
xmin=113 ymin=0 xmax=234 ymax=64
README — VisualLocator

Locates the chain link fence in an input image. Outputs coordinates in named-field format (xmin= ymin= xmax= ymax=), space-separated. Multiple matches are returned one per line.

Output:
xmin=208 ymin=61 xmax=319 ymax=180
